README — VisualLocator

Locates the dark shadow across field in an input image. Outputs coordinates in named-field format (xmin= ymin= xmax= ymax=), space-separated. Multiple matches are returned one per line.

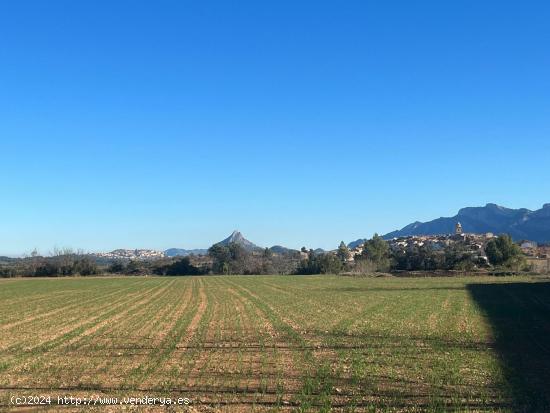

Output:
xmin=467 ymin=281 xmax=550 ymax=412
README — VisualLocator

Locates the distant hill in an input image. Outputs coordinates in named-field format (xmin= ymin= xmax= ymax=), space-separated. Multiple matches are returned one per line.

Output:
xmin=347 ymin=239 xmax=367 ymax=249
xmin=0 ymin=256 xmax=18 ymax=264
xmin=165 ymin=231 xmax=262 ymax=257
xmin=214 ymin=230 xmax=261 ymax=251
xmin=269 ymin=245 xmax=297 ymax=254
xmin=164 ymin=248 xmax=208 ymax=257
xmin=383 ymin=203 xmax=550 ymax=243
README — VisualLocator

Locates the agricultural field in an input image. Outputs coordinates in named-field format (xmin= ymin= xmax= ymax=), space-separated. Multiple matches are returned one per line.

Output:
xmin=0 ymin=275 xmax=549 ymax=412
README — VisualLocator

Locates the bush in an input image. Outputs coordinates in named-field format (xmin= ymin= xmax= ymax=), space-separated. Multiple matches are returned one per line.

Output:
xmin=361 ymin=234 xmax=391 ymax=271
xmin=393 ymin=245 xmax=442 ymax=271
xmin=0 ymin=267 xmax=15 ymax=278
xmin=73 ymin=257 xmax=98 ymax=276
xmin=34 ymin=262 xmax=59 ymax=277
xmin=296 ymin=252 xmax=343 ymax=274
xmin=486 ymin=235 xmax=526 ymax=269
xmin=108 ymin=261 xmax=126 ymax=274
xmin=124 ymin=260 xmax=148 ymax=275
xmin=153 ymin=257 xmax=202 ymax=276
xmin=352 ymin=259 xmax=378 ymax=274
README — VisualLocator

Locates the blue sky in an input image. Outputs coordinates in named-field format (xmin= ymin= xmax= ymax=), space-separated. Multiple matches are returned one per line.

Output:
xmin=1 ymin=1 xmax=549 ymax=255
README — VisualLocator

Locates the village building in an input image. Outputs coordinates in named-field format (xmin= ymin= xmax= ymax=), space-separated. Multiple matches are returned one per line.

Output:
xmin=455 ymin=222 xmax=463 ymax=235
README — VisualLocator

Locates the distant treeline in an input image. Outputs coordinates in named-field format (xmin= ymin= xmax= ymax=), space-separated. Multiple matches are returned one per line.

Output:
xmin=298 ymin=234 xmax=529 ymax=275
xmin=0 ymin=235 xmax=529 ymax=278
xmin=0 ymin=249 xmax=100 ymax=277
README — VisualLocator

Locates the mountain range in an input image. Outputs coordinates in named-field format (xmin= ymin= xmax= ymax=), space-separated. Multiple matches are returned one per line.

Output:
xmin=382 ymin=203 xmax=550 ymax=243
xmin=168 ymin=204 xmax=550 ymax=258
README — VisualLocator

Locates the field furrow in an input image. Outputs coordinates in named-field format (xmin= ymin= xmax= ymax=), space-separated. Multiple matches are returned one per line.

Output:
xmin=1 ymin=275 xmax=548 ymax=412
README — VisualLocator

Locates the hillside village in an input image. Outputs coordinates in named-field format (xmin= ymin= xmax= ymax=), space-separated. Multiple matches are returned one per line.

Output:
xmin=93 ymin=249 xmax=166 ymax=260
xmin=348 ymin=223 xmax=549 ymax=271
xmin=349 ymin=224 xmax=493 ymax=263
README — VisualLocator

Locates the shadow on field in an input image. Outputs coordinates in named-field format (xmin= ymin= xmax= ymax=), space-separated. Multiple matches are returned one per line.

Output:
xmin=467 ymin=282 xmax=550 ymax=412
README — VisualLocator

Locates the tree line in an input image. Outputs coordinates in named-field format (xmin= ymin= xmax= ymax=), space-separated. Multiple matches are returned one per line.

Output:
xmin=0 ymin=248 xmax=99 ymax=277
xmin=294 ymin=234 xmax=528 ymax=275
xmin=0 ymin=234 xmax=529 ymax=278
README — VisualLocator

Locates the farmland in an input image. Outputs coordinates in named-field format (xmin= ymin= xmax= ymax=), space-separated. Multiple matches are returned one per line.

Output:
xmin=0 ymin=275 xmax=549 ymax=412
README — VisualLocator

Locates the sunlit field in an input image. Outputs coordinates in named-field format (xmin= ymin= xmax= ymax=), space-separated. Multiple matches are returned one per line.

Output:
xmin=1 ymin=275 xmax=549 ymax=412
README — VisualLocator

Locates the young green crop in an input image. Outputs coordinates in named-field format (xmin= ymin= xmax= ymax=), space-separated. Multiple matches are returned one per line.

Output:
xmin=0 ymin=275 xmax=548 ymax=412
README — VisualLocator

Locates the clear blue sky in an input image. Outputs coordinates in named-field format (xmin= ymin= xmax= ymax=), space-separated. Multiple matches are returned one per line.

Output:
xmin=1 ymin=1 xmax=549 ymax=256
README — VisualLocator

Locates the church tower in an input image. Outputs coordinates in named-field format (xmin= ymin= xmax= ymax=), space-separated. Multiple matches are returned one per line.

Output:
xmin=455 ymin=222 xmax=463 ymax=235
